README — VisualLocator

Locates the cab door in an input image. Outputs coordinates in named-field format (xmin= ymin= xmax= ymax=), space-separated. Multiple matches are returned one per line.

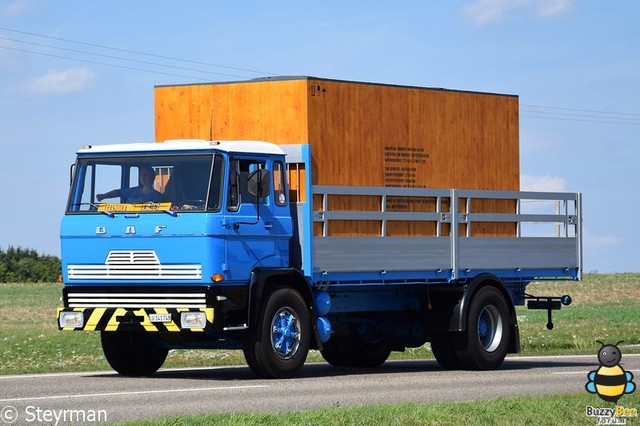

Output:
xmin=223 ymin=157 xmax=277 ymax=282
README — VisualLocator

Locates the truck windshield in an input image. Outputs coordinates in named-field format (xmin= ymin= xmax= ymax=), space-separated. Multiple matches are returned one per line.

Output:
xmin=66 ymin=154 xmax=224 ymax=214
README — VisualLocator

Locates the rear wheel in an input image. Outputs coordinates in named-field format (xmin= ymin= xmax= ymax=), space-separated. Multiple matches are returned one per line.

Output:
xmin=430 ymin=333 xmax=462 ymax=370
xmin=101 ymin=331 xmax=168 ymax=376
xmin=455 ymin=286 xmax=511 ymax=370
xmin=243 ymin=288 xmax=311 ymax=379
xmin=321 ymin=331 xmax=391 ymax=368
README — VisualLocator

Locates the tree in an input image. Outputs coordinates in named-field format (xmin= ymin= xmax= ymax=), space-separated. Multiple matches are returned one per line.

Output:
xmin=0 ymin=246 xmax=61 ymax=283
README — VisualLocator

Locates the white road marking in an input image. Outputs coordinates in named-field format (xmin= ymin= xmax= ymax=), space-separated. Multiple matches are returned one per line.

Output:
xmin=0 ymin=384 xmax=268 ymax=403
xmin=0 ymin=365 xmax=242 ymax=380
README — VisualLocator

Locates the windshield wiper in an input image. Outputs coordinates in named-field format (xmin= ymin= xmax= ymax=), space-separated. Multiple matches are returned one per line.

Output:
xmin=73 ymin=202 xmax=115 ymax=218
xmin=144 ymin=202 xmax=178 ymax=217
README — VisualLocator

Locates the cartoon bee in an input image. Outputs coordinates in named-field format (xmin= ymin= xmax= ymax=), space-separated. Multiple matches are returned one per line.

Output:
xmin=586 ymin=340 xmax=636 ymax=403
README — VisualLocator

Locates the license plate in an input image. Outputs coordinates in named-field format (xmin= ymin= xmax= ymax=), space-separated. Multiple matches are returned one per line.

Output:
xmin=149 ymin=313 xmax=172 ymax=323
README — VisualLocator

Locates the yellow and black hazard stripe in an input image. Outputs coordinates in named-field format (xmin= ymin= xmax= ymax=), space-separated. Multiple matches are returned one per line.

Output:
xmin=57 ymin=307 xmax=214 ymax=332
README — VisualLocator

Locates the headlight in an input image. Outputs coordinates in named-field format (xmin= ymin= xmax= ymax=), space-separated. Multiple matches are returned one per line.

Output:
xmin=59 ymin=311 xmax=84 ymax=329
xmin=181 ymin=312 xmax=207 ymax=329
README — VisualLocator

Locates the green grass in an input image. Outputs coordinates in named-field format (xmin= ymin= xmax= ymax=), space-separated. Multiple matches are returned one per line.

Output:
xmin=0 ymin=283 xmax=104 ymax=373
xmin=119 ymin=392 xmax=640 ymax=425
xmin=516 ymin=274 xmax=640 ymax=355
xmin=0 ymin=273 xmax=639 ymax=375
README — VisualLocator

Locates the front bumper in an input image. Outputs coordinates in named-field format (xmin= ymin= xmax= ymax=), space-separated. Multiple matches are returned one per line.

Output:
xmin=57 ymin=307 xmax=214 ymax=332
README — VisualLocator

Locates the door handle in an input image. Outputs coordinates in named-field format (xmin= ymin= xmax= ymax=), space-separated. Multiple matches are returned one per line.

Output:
xmin=264 ymin=222 xmax=273 ymax=230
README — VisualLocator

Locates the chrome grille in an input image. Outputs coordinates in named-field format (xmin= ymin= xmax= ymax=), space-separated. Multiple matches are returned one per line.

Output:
xmin=67 ymin=292 xmax=207 ymax=308
xmin=67 ymin=250 xmax=202 ymax=280
xmin=106 ymin=250 xmax=159 ymax=264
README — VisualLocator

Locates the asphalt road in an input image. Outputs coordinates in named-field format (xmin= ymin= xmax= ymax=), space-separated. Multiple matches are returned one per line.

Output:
xmin=1 ymin=354 xmax=638 ymax=424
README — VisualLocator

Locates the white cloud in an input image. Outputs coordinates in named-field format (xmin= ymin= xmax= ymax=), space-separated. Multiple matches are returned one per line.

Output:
xmin=464 ymin=0 xmax=572 ymax=25
xmin=520 ymin=174 xmax=567 ymax=192
xmin=3 ymin=0 xmax=35 ymax=16
xmin=583 ymin=230 xmax=622 ymax=251
xmin=25 ymin=68 xmax=96 ymax=94
xmin=536 ymin=0 xmax=571 ymax=17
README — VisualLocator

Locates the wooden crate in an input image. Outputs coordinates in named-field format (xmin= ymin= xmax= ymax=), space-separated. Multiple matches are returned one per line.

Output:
xmin=154 ymin=77 xmax=519 ymax=236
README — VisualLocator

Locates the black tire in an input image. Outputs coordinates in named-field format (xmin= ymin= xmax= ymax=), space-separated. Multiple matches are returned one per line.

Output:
xmin=456 ymin=286 xmax=511 ymax=370
xmin=243 ymin=288 xmax=311 ymax=379
xmin=101 ymin=331 xmax=168 ymax=376
xmin=430 ymin=333 xmax=462 ymax=370
xmin=320 ymin=335 xmax=356 ymax=367
xmin=321 ymin=333 xmax=391 ymax=368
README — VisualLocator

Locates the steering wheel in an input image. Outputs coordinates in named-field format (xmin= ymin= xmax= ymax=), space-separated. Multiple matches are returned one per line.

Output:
xmin=181 ymin=199 xmax=205 ymax=210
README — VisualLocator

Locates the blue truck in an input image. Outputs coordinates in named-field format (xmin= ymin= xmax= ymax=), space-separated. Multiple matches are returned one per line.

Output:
xmin=57 ymin=138 xmax=581 ymax=378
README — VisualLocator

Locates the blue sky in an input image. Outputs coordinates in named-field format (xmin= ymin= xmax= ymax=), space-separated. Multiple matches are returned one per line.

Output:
xmin=0 ymin=0 xmax=638 ymax=272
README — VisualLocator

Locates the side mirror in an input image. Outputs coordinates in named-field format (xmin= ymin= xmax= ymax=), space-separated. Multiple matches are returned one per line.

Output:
xmin=247 ymin=169 xmax=271 ymax=199
xmin=69 ymin=163 xmax=76 ymax=186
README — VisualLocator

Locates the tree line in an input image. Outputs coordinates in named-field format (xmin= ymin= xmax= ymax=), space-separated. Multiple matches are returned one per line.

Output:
xmin=0 ymin=246 xmax=61 ymax=283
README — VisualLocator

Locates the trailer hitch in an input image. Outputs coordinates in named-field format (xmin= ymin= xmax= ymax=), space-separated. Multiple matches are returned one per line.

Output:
xmin=525 ymin=294 xmax=572 ymax=330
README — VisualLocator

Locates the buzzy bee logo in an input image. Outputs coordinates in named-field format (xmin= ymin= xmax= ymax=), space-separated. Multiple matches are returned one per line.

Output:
xmin=586 ymin=341 xmax=636 ymax=403
xmin=585 ymin=341 xmax=637 ymax=424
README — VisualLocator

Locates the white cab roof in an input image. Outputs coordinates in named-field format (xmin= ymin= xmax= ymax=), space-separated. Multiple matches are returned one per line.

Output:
xmin=76 ymin=139 xmax=286 ymax=156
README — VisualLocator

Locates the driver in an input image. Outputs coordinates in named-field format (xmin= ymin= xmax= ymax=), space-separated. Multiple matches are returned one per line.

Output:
xmin=97 ymin=166 xmax=163 ymax=203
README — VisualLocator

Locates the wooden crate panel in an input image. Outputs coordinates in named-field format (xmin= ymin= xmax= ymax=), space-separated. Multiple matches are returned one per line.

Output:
xmin=305 ymin=79 xmax=519 ymax=191
xmin=155 ymin=78 xmax=518 ymax=190
xmin=155 ymin=77 xmax=520 ymax=237
xmin=155 ymin=79 xmax=309 ymax=143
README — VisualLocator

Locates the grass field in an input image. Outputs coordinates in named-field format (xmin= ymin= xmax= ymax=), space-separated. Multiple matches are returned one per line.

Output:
xmin=1 ymin=274 xmax=638 ymax=424
xmin=1 ymin=273 xmax=639 ymax=375
xmin=119 ymin=392 xmax=640 ymax=426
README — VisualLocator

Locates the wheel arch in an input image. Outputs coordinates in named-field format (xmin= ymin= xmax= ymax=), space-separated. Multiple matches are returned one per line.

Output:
xmin=248 ymin=267 xmax=321 ymax=349
xmin=450 ymin=273 xmax=520 ymax=353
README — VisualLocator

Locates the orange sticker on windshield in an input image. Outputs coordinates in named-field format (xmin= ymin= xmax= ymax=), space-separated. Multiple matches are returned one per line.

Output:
xmin=98 ymin=202 xmax=172 ymax=212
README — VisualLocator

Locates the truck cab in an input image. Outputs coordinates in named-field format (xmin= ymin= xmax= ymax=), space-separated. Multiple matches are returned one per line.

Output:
xmin=59 ymin=140 xmax=311 ymax=375
xmin=62 ymin=138 xmax=291 ymax=281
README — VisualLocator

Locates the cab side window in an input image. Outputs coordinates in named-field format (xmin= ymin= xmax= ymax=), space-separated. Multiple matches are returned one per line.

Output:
xmin=207 ymin=155 xmax=224 ymax=211
xmin=228 ymin=160 xmax=240 ymax=212
xmin=273 ymin=161 xmax=287 ymax=206
xmin=227 ymin=159 xmax=266 ymax=212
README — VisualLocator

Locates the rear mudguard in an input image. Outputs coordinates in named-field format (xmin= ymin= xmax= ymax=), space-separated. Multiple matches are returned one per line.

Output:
xmin=448 ymin=274 xmax=520 ymax=353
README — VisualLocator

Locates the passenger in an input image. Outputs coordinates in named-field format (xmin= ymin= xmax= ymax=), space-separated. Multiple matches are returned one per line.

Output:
xmin=96 ymin=167 xmax=163 ymax=203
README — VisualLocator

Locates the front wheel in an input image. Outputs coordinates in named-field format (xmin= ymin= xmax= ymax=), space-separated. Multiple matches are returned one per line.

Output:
xmin=455 ymin=286 xmax=511 ymax=370
xmin=101 ymin=331 xmax=168 ymax=376
xmin=243 ymin=288 xmax=311 ymax=379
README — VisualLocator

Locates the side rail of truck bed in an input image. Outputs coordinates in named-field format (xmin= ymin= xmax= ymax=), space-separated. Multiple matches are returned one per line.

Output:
xmin=308 ymin=186 xmax=582 ymax=284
